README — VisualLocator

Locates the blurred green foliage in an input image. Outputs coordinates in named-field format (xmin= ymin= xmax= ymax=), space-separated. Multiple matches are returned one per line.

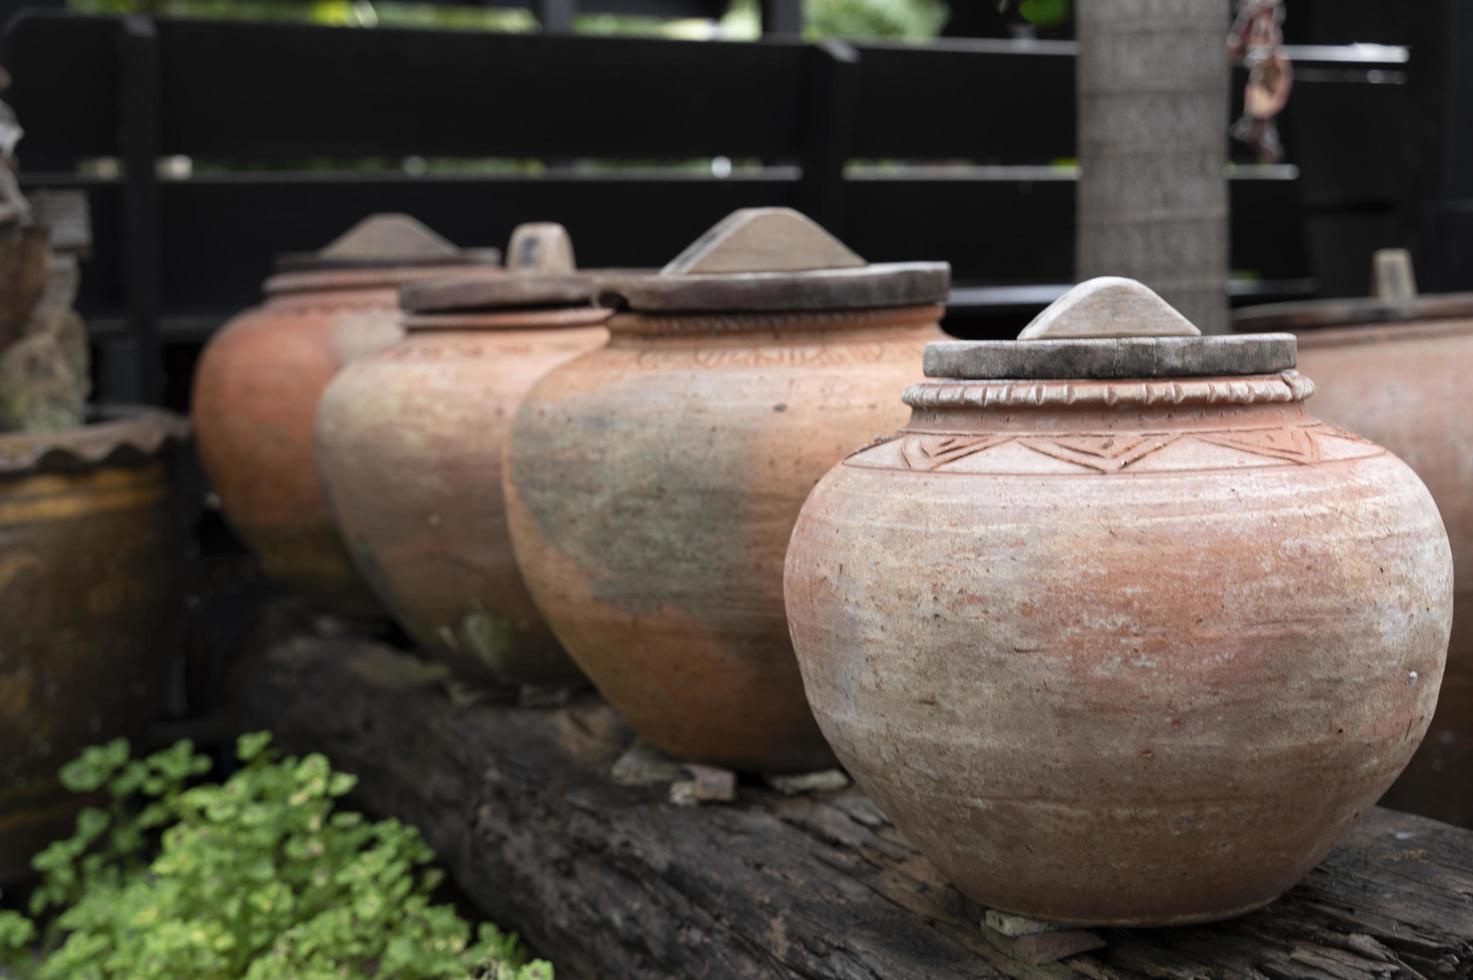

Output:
xmin=1017 ymin=0 xmax=1067 ymax=27
xmin=67 ymin=0 xmax=947 ymax=39
xmin=804 ymin=0 xmax=947 ymax=40
xmin=0 ymin=734 xmax=552 ymax=980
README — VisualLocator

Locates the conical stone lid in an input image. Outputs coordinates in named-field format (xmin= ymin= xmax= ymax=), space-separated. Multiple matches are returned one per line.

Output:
xmin=274 ymin=213 xmax=501 ymax=272
xmin=930 ymin=277 xmax=1290 ymax=380
xmin=926 ymin=278 xmax=1296 ymax=380
xmin=595 ymin=208 xmax=949 ymax=312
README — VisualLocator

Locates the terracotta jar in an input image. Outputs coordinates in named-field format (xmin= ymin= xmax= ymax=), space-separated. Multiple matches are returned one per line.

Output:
xmin=504 ymin=208 xmax=950 ymax=771
xmin=315 ymin=274 xmax=610 ymax=685
xmin=786 ymin=278 xmax=1452 ymax=925
xmin=1235 ymin=291 xmax=1473 ymax=829
xmin=0 ymin=407 xmax=187 ymax=882
xmin=191 ymin=214 xmax=502 ymax=618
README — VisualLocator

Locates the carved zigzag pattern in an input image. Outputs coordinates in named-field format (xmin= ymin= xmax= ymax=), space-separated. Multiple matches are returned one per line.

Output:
xmin=888 ymin=425 xmax=1366 ymax=474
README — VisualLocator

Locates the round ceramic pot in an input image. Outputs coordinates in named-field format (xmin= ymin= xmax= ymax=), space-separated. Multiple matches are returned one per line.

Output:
xmin=1236 ymin=294 xmax=1473 ymax=829
xmin=191 ymin=215 xmax=501 ymax=618
xmin=504 ymin=208 xmax=951 ymax=771
xmin=0 ymin=407 xmax=187 ymax=882
xmin=786 ymin=278 xmax=1452 ymax=925
xmin=316 ymin=274 xmax=610 ymax=685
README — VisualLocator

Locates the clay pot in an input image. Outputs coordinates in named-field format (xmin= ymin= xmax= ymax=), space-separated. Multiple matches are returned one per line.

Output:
xmin=315 ymin=273 xmax=610 ymax=685
xmin=191 ymin=215 xmax=501 ymax=618
xmin=1235 ymin=291 xmax=1473 ymax=829
xmin=786 ymin=278 xmax=1452 ymax=925
xmin=0 ymin=407 xmax=187 ymax=882
xmin=503 ymin=208 xmax=950 ymax=771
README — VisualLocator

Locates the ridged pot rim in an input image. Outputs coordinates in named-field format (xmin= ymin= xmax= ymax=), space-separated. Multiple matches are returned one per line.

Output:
xmin=0 ymin=405 xmax=189 ymax=478
xmin=902 ymin=371 xmax=1316 ymax=410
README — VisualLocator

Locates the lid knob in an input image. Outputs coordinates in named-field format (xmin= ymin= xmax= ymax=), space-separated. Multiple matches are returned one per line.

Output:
xmin=1019 ymin=277 xmax=1200 ymax=340
xmin=1372 ymin=248 xmax=1417 ymax=302
xmin=662 ymin=207 xmax=865 ymax=275
xmin=507 ymin=223 xmax=576 ymax=274
xmin=318 ymin=213 xmax=461 ymax=263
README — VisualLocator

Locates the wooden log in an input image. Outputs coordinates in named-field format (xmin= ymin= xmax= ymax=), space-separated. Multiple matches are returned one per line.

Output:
xmin=234 ymin=617 xmax=1473 ymax=980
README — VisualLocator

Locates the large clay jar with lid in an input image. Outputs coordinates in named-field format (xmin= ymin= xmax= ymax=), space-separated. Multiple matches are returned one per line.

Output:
xmin=315 ymin=272 xmax=609 ymax=685
xmin=0 ymin=407 xmax=187 ymax=882
xmin=1236 ymin=289 xmax=1473 ymax=829
xmin=191 ymin=214 xmax=501 ymax=618
xmin=504 ymin=208 xmax=950 ymax=771
xmin=785 ymin=278 xmax=1452 ymax=925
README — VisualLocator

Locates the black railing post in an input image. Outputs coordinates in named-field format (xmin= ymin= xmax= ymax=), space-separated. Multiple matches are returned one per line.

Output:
xmin=117 ymin=14 xmax=161 ymax=404
xmin=797 ymin=39 xmax=858 ymax=236
xmin=1426 ymin=0 xmax=1473 ymax=291
xmin=761 ymin=0 xmax=802 ymax=37
xmin=534 ymin=0 xmax=575 ymax=34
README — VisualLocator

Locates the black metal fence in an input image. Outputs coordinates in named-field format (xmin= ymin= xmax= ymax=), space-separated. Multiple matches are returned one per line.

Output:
xmin=2 ymin=3 xmax=1468 ymax=408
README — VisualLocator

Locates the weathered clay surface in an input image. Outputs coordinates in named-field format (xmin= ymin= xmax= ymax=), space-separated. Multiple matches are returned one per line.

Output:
xmin=192 ymin=265 xmax=499 ymax=619
xmin=1291 ymin=318 xmax=1473 ymax=828
xmin=0 ymin=408 xmax=186 ymax=881
xmin=316 ymin=305 xmax=607 ymax=685
xmin=505 ymin=304 xmax=947 ymax=770
xmin=785 ymin=302 xmax=1453 ymax=923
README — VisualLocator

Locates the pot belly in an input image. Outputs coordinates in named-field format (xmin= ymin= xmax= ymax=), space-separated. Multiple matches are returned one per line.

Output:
xmin=786 ymin=448 xmax=1451 ymax=924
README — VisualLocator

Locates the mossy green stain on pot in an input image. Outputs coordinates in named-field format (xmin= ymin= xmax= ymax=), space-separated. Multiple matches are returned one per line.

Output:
xmin=504 ymin=307 xmax=946 ymax=771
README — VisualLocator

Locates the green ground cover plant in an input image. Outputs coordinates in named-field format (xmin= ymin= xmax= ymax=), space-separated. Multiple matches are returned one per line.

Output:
xmin=0 ymin=733 xmax=551 ymax=980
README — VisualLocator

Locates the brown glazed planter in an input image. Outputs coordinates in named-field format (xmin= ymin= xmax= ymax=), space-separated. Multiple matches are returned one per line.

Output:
xmin=504 ymin=208 xmax=950 ymax=771
xmin=786 ymin=278 xmax=1452 ymax=925
xmin=0 ymin=407 xmax=187 ymax=882
xmin=190 ymin=215 xmax=501 ymax=618
xmin=315 ymin=273 xmax=610 ymax=685
xmin=1235 ymin=293 xmax=1473 ymax=829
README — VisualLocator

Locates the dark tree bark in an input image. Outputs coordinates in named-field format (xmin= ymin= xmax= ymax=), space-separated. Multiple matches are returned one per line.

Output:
xmin=236 ymin=613 xmax=1473 ymax=980
xmin=1076 ymin=0 xmax=1230 ymax=333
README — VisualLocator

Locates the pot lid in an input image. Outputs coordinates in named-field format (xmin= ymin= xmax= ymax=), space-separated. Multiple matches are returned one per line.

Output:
xmin=925 ymin=277 xmax=1297 ymax=380
xmin=1233 ymin=248 xmax=1473 ymax=331
xmin=403 ymin=272 xmax=598 ymax=313
xmin=402 ymin=222 xmax=630 ymax=313
xmin=274 ymin=214 xmax=501 ymax=272
xmin=595 ymin=207 xmax=950 ymax=312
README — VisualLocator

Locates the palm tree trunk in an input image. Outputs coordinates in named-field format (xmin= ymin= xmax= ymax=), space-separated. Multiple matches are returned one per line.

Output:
xmin=1076 ymin=0 xmax=1229 ymax=333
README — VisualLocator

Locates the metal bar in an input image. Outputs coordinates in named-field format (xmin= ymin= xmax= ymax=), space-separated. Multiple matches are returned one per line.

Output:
xmin=533 ymin=0 xmax=575 ymax=33
xmin=118 ymin=14 xmax=161 ymax=404
xmin=797 ymin=40 xmax=858 ymax=235
xmin=760 ymin=0 xmax=801 ymax=37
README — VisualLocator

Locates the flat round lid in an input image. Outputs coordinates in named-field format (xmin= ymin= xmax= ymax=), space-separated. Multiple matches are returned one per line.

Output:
xmin=1233 ymin=292 xmax=1473 ymax=332
xmin=596 ymin=207 xmax=950 ymax=312
xmin=403 ymin=273 xmax=599 ymax=313
xmin=274 ymin=214 xmax=500 ymax=272
xmin=925 ymin=277 xmax=1297 ymax=380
